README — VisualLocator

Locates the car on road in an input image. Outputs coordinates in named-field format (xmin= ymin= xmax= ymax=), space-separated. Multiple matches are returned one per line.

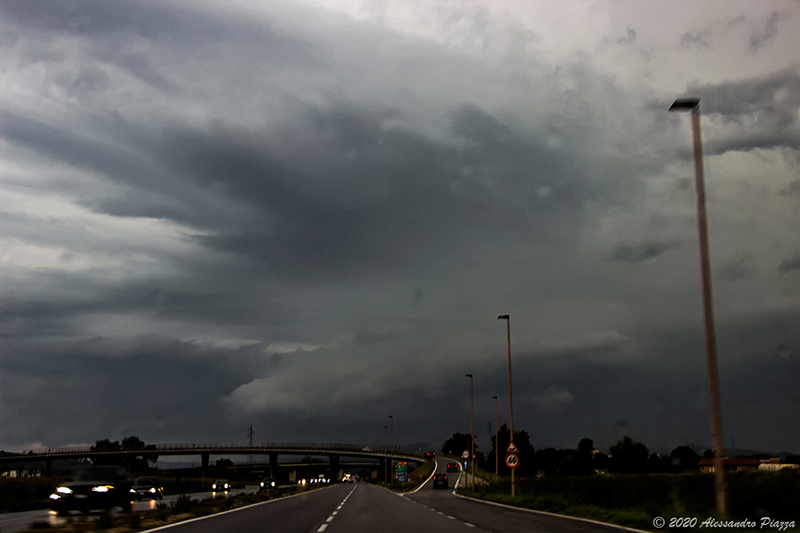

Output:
xmin=259 ymin=477 xmax=277 ymax=491
xmin=426 ymin=451 xmax=436 ymax=458
xmin=446 ymin=463 xmax=459 ymax=472
xmin=49 ymin=466 xmax=133 ymax=515
xmin=432 ymin=473 xmax=448 ymax=489
xmin=212 ymin=479 xmax=230 ymax=491
xmin=131 ymin=476 xmax=164 ymax=500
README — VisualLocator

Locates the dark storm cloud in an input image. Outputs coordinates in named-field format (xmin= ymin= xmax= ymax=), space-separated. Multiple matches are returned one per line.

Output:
xmin=608 ymin=241 xmax=674 ymax=263
xmin=687 ymin=68 xmax=800 ymax=155
xmin=106 ymin=102 xmax=587 ymax=283
xmin=719 ymin=254 xmax=756 ymax=282
xmin=748 ymin=12 xmax=784 ymax=50
xmin=680 ymin=29 xmax=711 ymax=49
xmin=1 ymin=335 xmax=271 ymax=446
xmin=779 ymin=253 xmax=800 ymax=274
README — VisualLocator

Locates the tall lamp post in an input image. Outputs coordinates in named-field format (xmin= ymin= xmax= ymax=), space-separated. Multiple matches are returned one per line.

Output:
xmin=465 ymin=374 xmax=475 ymax=490
xmin=497 ymin=314 xmax=515 ymax=497
xmin=669 ymin=97 xmax=726 ymax=517
xmin=388 ymin=415 xmax=394 ymax=486
xmin=491 ymin=395 xmax=499 ymax=478
xmin=383 ymin=425 xmax=388 ymax=483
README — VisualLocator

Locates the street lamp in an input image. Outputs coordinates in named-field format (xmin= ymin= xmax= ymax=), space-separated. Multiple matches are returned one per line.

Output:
xmin=388 ymin=415 xmax=394 ymax=486
xmin=465 ymin=374 xmax=475 ymax=490
xmin=497 ymin=314 xmax=515 ymax=497
xmin=491 ymin=395 xmax=499 ymax=478
xmin=669 ymin=97 xmax=727 ymax=517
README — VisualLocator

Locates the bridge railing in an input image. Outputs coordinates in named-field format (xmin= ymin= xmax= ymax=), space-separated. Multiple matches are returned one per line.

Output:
xmin=18 ymin=443 xmax=426 ymax=459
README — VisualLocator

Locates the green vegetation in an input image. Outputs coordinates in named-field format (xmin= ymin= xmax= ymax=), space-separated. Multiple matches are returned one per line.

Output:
xmin=0 ymin=477 xmax=66 ymax=513
xmin=369 ymin=459 xmax=435 ymax=492
xmin=459 ymin=471 xmax=800 ymax=530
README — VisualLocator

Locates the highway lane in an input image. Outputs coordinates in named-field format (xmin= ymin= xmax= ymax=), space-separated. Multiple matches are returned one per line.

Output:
xmin=405 ymin=457 xmax=635 ymax=533
xmin=145 ymin=483 xmax=355 ymax=533
xmin=138 ymin=460 xmax=639 ymax=533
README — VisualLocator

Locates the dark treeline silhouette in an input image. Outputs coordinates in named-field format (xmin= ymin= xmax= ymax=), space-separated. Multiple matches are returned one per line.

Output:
xmin=443 ymin=429 xmax=729 ymax=476
xmin=90 ymin=436 xmax=157 ymax=471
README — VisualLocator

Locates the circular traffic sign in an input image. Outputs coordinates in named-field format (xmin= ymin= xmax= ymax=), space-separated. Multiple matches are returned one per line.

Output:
xmin=505 ymin=453 xmax=519 ymax=469
xmin=461 ymin=450 xmax=470 ymax=460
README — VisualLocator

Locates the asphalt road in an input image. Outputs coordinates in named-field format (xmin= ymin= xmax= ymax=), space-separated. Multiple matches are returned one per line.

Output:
xmin=138 ymin=459 xmax=637 ymax=533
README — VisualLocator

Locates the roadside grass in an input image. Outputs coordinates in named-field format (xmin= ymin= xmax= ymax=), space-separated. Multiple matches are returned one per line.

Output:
xmin=370 ymin=459 xmax=435 ymax=493
xmin=458 ymin=470 xmax=799 ymax=532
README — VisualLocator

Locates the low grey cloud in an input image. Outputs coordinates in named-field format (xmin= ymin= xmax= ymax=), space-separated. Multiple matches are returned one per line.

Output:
xmin=749 ymin=12 xmax=784 ymax=50
xmin=608 ymin=241 xmax=674 ymax=263
xmin=689 ymin=68 xmax=800 ymax=155
xmin=779 ymin=253 xmax=800 ymax=274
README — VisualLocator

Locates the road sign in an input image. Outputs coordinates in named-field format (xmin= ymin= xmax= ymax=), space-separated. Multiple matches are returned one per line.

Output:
xmin=461 ymin=450 xmax=470 ymax=460
xmin=396 ymin=462 xmax=408 ymax=482
xmin=506 ymin=441 xmax=518 ymax=453
xmin=505 ymin=453 xmax=519 ymax=469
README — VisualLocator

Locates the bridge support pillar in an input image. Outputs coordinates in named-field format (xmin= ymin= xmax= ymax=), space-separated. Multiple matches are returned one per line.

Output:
xmin=45 ymin=458 xmax=52 ymax=477
xmin=201 ymin=453 xmax=209 ymax=479
xmin=328 ymin=454 xmax=340 ymax=482
xmin=269 ymin=453 xmax=278 ymax=478
xmin=379 ymin=458 xmax=387 ymax=483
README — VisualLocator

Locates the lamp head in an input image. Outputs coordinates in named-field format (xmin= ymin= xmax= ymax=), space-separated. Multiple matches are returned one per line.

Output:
xmin=669 ymin=98 xmax=700 ymax=112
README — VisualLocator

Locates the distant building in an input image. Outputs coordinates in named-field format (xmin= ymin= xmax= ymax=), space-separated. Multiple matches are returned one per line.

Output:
xmin=758 ymin=458 xmax=800 ymax=471
xmin=699 ymin=458 xmax=759 ymax=474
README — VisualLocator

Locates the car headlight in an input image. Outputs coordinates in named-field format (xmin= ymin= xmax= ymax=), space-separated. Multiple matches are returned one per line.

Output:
xmin=130 ymin=489 xmax=137 ymax=493
xmin=50 ymin=494 xmax=61 ymax=500
xmin=149 ymin=487 xmax=156 ymax=493
xmin=212 ymin=485 xmax=216 ymax=489
xmin=270 ymin=481 xmax=276 ymax=487
xmin=92 ymin=485 xmax=113 ymax=492
xmin=260 ymin=481 xmax=264 ymax=487
xmin=56 ymin=487 xmax=73 ymax=494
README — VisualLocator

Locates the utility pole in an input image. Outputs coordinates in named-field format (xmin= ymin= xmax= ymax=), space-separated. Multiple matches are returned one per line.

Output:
xmin=247 ymin=424 xmax=254 ymax=465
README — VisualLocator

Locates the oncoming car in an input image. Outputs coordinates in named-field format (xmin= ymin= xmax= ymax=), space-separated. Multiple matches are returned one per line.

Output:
xmin=212 ymin=479 xmax=229 ymax=491
xmin=259 ymin=477 xmax=277 ymax=491
xmin=49 ymin=466 xmax=133 ymax=515
xmin=131 ymin=476 xmax=164 ymax=500
xmin=432 ymin=473 xmax=448 ymax=489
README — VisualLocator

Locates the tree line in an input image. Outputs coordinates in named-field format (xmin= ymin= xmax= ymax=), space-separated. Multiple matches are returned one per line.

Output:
xmin=90 ymin=436 xmax=157 ymax=472
xmin=442 ymin=427 xmax=777 ymax=476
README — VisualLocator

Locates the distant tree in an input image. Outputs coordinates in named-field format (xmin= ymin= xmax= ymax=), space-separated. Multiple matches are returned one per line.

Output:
xmin=442 ymin=433 xmax=475 ymax=458
xmin=648 ymin=453 xmax=670 ymax=473
xmin=609 ymin=436 xmax=649 ymax=474
xmin=533 ymin=447 xmax=566 ymax=476
xmin=785 ymin=455 xmax=800 ymax=465
xmin=490 ymin=425 xmax=536 ymax=476
xmin=670 ymin=446 xmax=701 ymax=472
xmin=592 ymin=450 xmax=610 ymax=472
xmin=575 ymin=438 xmax=595 ymax=475
xmin=121 ymin=436 xmax=146 ymax=451
xmin=216 ymin=458 xmax=234 ymax=467
xmin=91 ymin=439 xmax=121 ymax=452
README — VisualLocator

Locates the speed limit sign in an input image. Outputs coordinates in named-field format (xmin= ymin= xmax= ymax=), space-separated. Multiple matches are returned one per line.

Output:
xmin=505 ymin=453 xmax=519 ymax=469
xmin=461 ymin=450 xmax=470 ymax=460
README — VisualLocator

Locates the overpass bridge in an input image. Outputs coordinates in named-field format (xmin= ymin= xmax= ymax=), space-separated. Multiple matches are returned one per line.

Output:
xmin=0 ymin=443 xmax=427 ymax=480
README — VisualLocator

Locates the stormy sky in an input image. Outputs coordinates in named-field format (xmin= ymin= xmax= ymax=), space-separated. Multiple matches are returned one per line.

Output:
xmin=1 ymin=0 xmax=798 ymax=457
